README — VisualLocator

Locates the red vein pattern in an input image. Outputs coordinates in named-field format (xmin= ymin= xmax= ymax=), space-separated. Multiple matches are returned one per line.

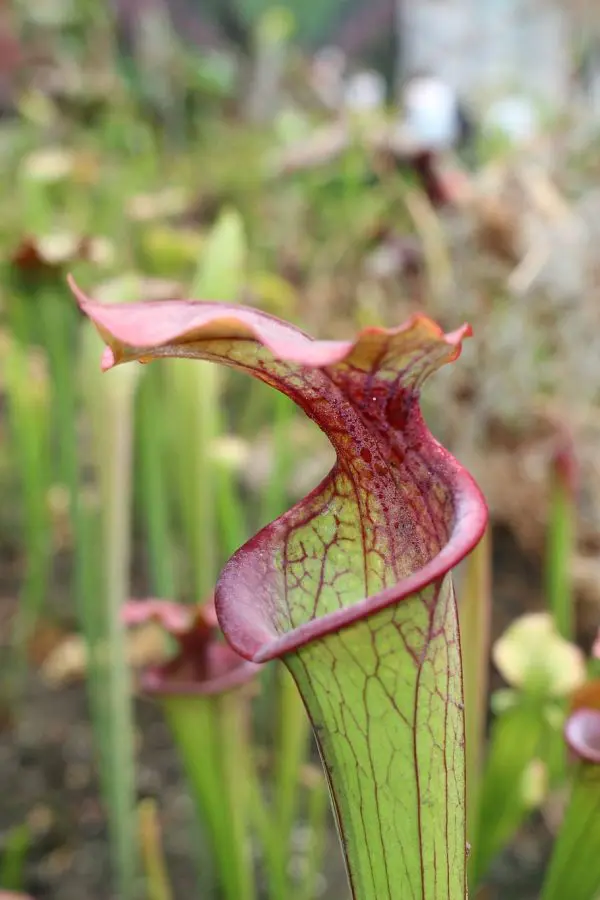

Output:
xmin=73 ymin=279 xmax=488 ymax=900
xmin=288 ymin=580 xmax=464 ymax=898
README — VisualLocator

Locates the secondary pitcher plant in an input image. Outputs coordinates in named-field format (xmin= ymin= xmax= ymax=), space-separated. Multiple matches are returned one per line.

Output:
xmin=71 ymin=276 xmax=487 ymax=900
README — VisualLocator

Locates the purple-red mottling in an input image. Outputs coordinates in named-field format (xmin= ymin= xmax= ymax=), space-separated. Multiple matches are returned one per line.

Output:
xmin=552 ymin=431 xmax=578 ymax=498
xmin=122 ymin=598 xmax=261 ymax=696
xmin=72 ymin=278 xmax=488 ymax=663
xmin=565 ymin=708 xmax=600 ymax=765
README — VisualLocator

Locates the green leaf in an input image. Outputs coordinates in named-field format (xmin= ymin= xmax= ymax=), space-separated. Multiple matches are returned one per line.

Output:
xmin=542 ymin=765 xmax=600 ymax=900
xmin=80 ymin=323 xmax=141 ymax=899
xmin=191 ymin=207 xmax=246 ymax=300
xmin=469 ymin=699 xmax=547 ymax=886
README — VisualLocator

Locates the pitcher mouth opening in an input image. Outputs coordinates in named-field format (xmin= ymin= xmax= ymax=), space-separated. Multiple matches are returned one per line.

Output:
xmin=71 ymin=278 xmax=488 ymax=667
xmin=215 ymin=459 xmax=487 ymax=664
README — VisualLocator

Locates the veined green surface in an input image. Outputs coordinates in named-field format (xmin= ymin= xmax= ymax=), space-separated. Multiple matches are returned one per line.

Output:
xmin=75 ymin=287 xmax=485 ymax=900
xmin=287 ymin=577 xmax=465 ymax=899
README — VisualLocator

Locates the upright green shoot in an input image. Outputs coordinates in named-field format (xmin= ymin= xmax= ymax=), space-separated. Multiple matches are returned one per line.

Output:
xmin=546 ymin=438 xmax=576 ymax=641
xmin=136 ymin=365 xmax=178 ymax=599
xmin=459 ymin=527 xmax=492 ymax=844
xmin=0 ymin=824 xmax=29 ymax=893
xmin=2 ymin=337 xmax=52 ymax=666
xmin=81 ymin=322 xmax=141 ymax=899
xmin=165 ymin=207 xmax=248 ymax=598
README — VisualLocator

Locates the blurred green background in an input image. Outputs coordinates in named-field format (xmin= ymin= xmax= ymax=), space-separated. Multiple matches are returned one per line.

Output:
xmin=2 ymin=2 xmax=600 ymax=899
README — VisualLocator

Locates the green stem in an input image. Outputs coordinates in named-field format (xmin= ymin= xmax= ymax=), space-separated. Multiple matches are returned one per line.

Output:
xmin=214 ymin=455 xmax=248 ymax=561
xmin=261 ymin=392 xmax=296 ymax=526
xmin=541 ymin=765 xmax=600 ymax=900
xmin=38 ymin=291 xmax=90 ymax=626
xmin=98 ymin=371 xmax=139 ymax=898
xmin=4 ymin=287 xmax=36 ymax=346
xmin=167 ymin=360 xmax=218 ymax=600
xmin=138 ymin=799 xmax=174 ymax=900
xmin=249 ymin=666 xmax=311 ymax=900
xmin=136 ymin=367 xmax=177 ymax=599
xmin=247 ymin=758 xmax=288 ymax=900
xmin=546 ymin=470 xmax=574 ymax=641
xmin=469 ymin=699 xmax=545 ymax=886
xmin=162 ymin=694 xmax=255 ymax=900
xmin=2 ymin=339 xmax=52 ymax=667
xmin=0 ymin=823 xmax=29 ymax=892
xmin=294 ymin=768 xmax=329 ymax=900
xmin=286 ymin=578 xmax=467 ymax=900
xmin=239 ymin=381 xmax=274 ymax=441
xmin=274 ymin=667 xmax=311 ymax=856
xmin=218 ymin=692 xmax=256 ymax=900
xmin=39 ymin=289 xmax=79 ymax=488
xmin=82 ymin=325 xmax=140 ymax=899
xmin=459 ymin=528 xmax=491 ymax=843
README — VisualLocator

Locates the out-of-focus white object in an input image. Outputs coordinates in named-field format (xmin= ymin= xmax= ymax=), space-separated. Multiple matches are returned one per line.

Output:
xmin=492 ymin=612 xmax=586 ymax=697
xmin=481 ymin=95 xmax=541 ymax=147
xmin=401 ymin=74 xmax=463 ymax=151
xmin=397 ymin=0 xmax=569 ymax=107
xmin=343 ymin=70 xmax=386 ymax=115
